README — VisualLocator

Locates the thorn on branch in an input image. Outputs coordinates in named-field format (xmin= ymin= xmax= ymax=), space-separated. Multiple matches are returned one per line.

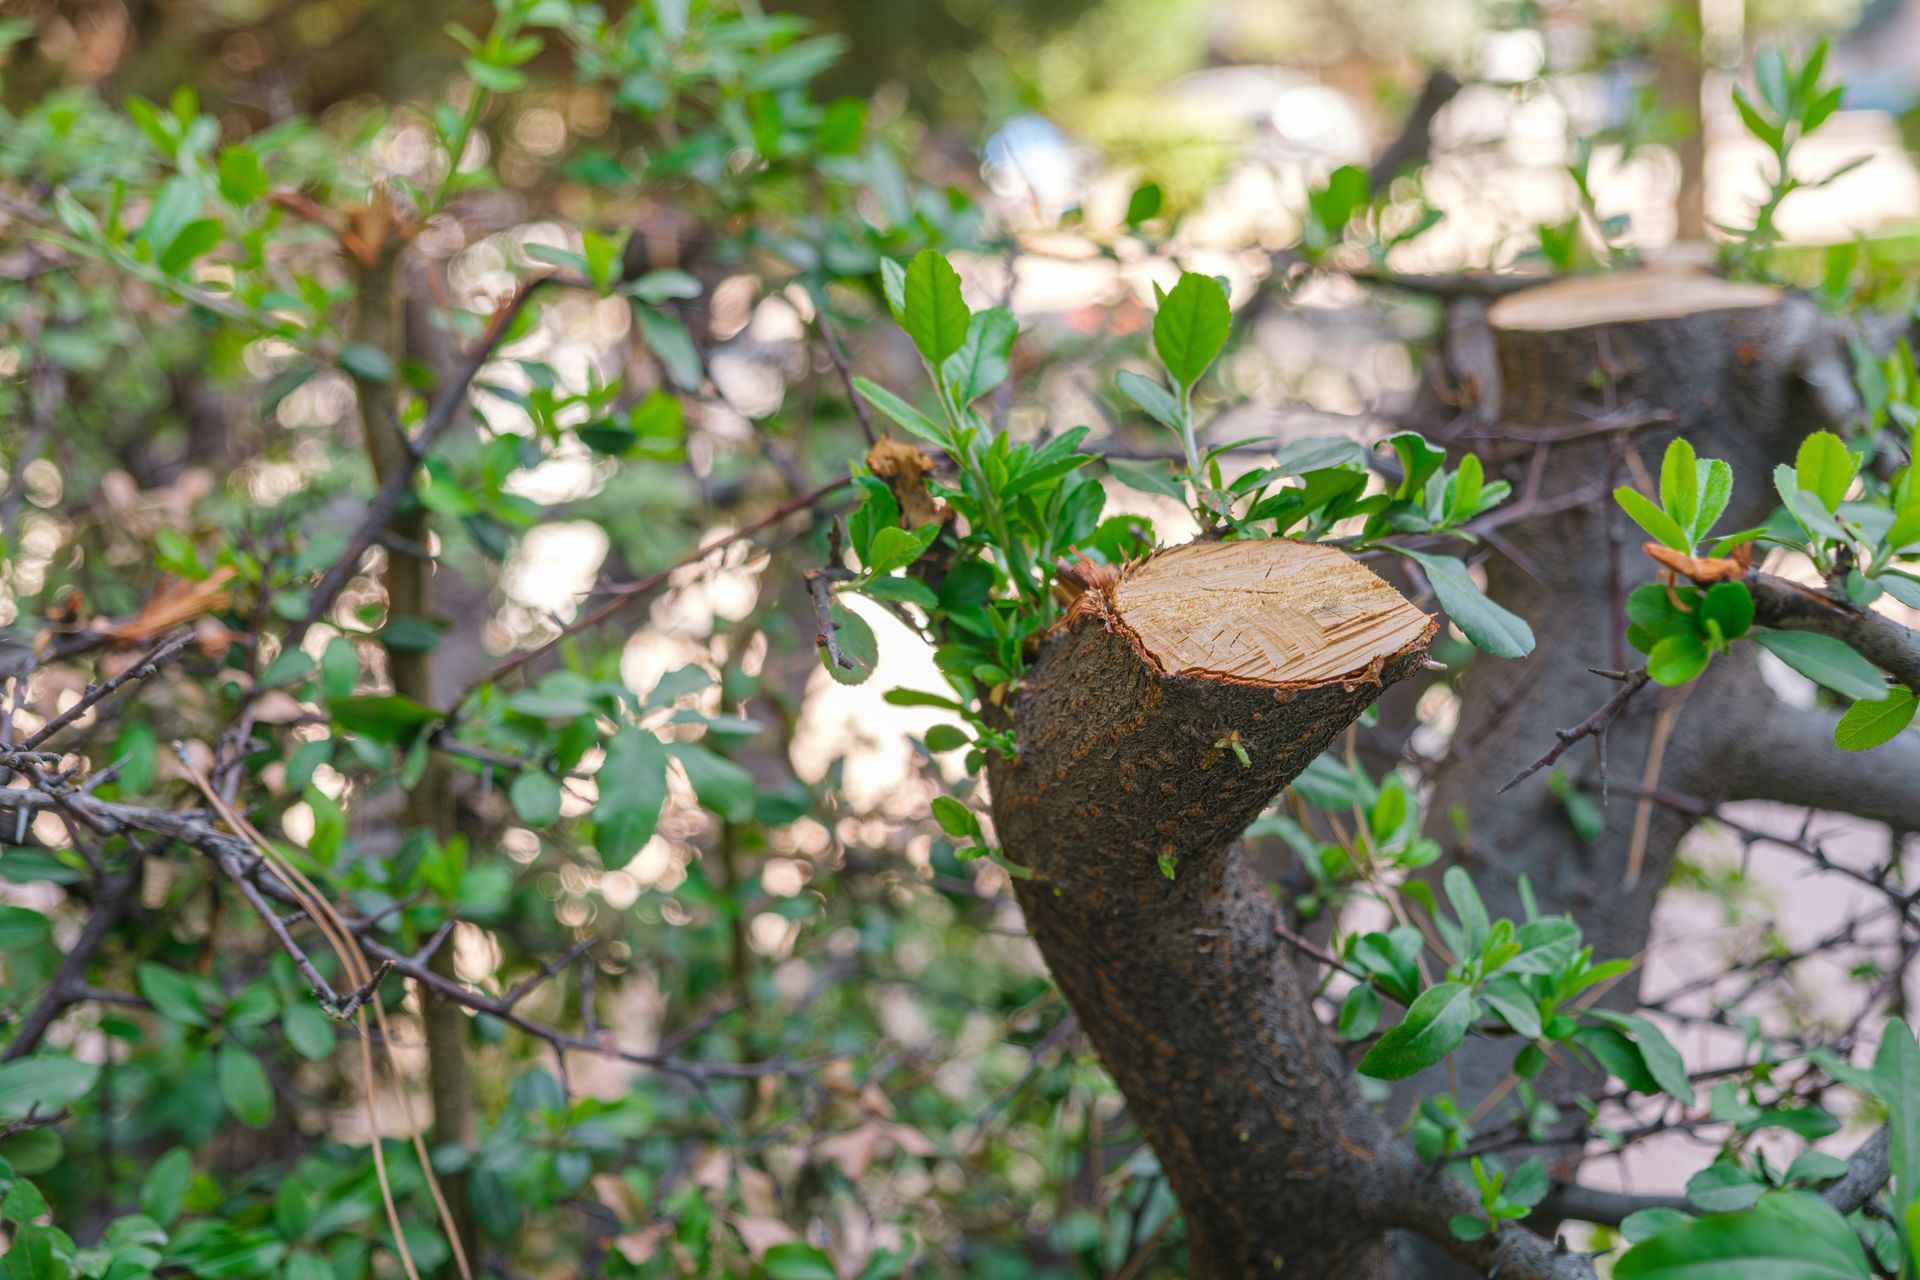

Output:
xmin=805 ymin=568 xmax=852 ymax=669
xmin=327 ymin=959 xmax=396 ymax=1019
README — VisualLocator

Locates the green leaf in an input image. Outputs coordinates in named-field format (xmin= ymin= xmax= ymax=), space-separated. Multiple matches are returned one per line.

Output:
xmin=851 ymin=376 xmax=945 ymax=446
xmin=1448 ymin=454 xmax=1484 ymax=523
xmin=465 ymin=56 xmax=527 ymax=92
xmin=817 ymin=97 xmax=867 ymax=154
xmin=1125 ymin=181 xmax=1164 ymax=224
xmin=261 ymin=648 xmax=314 ymax=688
xmin=1575 ymin=1024 xmax=1660 ymax=1094
xmin=634 ymin=306 xmax=704 ymax=391
xmin=217 ymin=145 xmax=268 ymax=203
xmin=931 ymin=796 xmax=980 ymax=840
xmin=336 ymin=344 xmax=394 ymax=385
xmin=139 ymin=175 xmax=201 ymax=262
xmin=1590 ymin=1012 xmax=1694 ymax=1105
xmin=1774 ymin=465 xmax=1846 ymax=543
xmin=1151 ymin=272 xmax=1232 ymax=391
xmin=509 ymin=770 xmax=564 ymax=826
xmin=865 ymin=525 xmax=936 ymax=577
xmin=820 ymin=603 xmax=879 ymax=686
xmin=1338 ymin=984 xmax=1380 ymax=1040
xmin=1684 ymin=1161 xmax=1768 ymax=1213
xmin=320 ymin=638 xmax=359 ymax=699
xmin=216 ymin=1044 xmax=274 ymax=1128
xmin=943 ymin=307 xmax=1017 ymax=405
xmin=1503 ymin=917 xmax=1581 ymax=976
xmin=1114 ymin=370 xmax=1181 ymax=430
xmin=1874 ymin=1019 xmax=1920 ymax=1209
xmin=1753 ymin=630 xmax=1886 ymax=701
xmin=1660 ymin=438 xmax=1700 ymax=538
xmin=3 ymin=1225 xmax=68 ymax=1280
xmin=743 ymin=35 xmax=844 ymax=91
xmin=141 ymin=1147 xmax=192 ymax=1224
xmin=1835 ymin=687 xmax=1917 ymax=751
xmin=1399 ymin=549 xmax=1534 ymax=659
xmin=1443 ymin=866 xmax=1489 ymax=953
xmin=1622 ymin=1209 xmax=1694 ymax=1244
xmin=1615 ymin=486 xmax=1692 ymax=552
xmin=900 ymin=250 xmax=971 ymax=366
xmin=667 ymin=742 xmax=755 ymax=823
xmin=1614 ymin=1191 xmax=1871 ymax=1279
xmin=282 ymin=1000 xmax=336 ymax=1060
xmin=1698 ymin=582 xmax=1754 ymax=641
xmin=1795 ymin=430 xmax=1858 ymax=512
xmin=1357 ymin=982 xmax=1474 ymax=1080
xmin=0 ymin=1056 xmax=99 ymax=1117
xmin=331 ymin=694 xmax=440 ymax=745
xmin=764 ymin=1243 xmax=838 ymax=1280
xmin=1382 ymin=432 xmax=1448 ymax=502
xmin=136 ymin=963 xmax=211 ymax=1027
xmin=1697 ymin=458 xmax=1734 ymax=538
xmin=1107 ymin=458 xmax=1186 ymax=500
xmin=1479 ymin=978 xmax=1542 ymax=1040
xmin=1784 ymin=1151 xmax=1848 ymax=1185
xmin=1505 ymin=1157 xmax=1550 ymax=1208
xmin=284 ymin=1253 xmax=329 ymax=1280
xmin=593 ymin=728 xmax=668 ymax=869
xmin=1647 ymin=632 xmax=1709 ymax=686
xmin=923 ymin=724 xmax=969 ymax=753
xmin=160 ymin=219 xmax=223 ymax=274
xmin=0 ymin=907 xmax=48 ymax=951
xmin=1271 ymin=436 xmax=1366 ymax=475
xmin=878 ymin=259 xmax=907 ymax=319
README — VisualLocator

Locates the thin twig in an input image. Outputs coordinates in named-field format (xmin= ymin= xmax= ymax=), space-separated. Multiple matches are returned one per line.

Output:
xmin=1501 ymin=669 xmax=1650 ymax=794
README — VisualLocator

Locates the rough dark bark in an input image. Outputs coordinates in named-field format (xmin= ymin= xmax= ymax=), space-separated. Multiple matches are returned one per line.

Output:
xmin=987 ymin=543 xmax=1434 ymax=1275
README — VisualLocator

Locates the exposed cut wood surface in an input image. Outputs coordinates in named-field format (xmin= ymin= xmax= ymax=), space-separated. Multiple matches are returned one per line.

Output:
xmin=1112 ymin=540 xmax=1432 ymax=686
xmin=1489 ymin=271 xmax=1781 ymax=331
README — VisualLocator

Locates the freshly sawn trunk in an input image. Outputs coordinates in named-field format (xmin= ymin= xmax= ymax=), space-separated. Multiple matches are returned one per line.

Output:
xmin=988 ymin=539 xmax=1435 ymax=1275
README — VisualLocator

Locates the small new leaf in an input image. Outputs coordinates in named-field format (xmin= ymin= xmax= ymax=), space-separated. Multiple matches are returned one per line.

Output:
xmin=1151 ymin=272 xmax=1232 ymax=392
xmin=901 ymin=250 xmax=971 ymax=366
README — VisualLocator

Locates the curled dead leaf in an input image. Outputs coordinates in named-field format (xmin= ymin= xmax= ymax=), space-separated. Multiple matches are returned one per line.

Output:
xmin=99 ymin=567 xmax=236 ymax=646
xmin=1641 ymin=540 xmax=1751 ymax=584
xmin=866 ymin=437 xmax=950 ymax=530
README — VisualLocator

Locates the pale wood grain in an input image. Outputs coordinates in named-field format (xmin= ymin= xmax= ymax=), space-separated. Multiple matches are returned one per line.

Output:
xmin=1489 ymin=271 xmax=1780 ymax=331
xmin=1113 ymin=540 xmax=1432 ymax=686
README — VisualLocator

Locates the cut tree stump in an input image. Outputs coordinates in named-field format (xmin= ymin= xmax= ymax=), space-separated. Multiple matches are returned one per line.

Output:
xmin=1396 ymin=268 xmax=1855 ymax=1277
xmin=989 ymin=539 xmax=1433 ymax=1277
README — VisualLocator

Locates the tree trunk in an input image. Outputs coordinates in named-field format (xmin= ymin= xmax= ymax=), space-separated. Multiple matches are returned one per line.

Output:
xmin=351 ymin=234 xmax=480 ymax=1263
xmin=988 ymin=539 xmax=1434 ymax=1275
xmin=1658 ymin=2 xmax=1707 ymax=242
xmin=1398 ymin=269 xmax=1853 ymax=1273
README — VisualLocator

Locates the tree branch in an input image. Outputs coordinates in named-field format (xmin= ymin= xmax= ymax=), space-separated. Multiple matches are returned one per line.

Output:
xmin=1718 ymin=696 xmax=1920 ymax=830
xmin=1367 ymin=69 xmax=1464 ymax=189
xmin=1743 ymin=572 xmax=1920 ymax=692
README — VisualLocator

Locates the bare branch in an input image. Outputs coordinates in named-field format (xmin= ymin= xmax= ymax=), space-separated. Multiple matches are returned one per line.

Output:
xmin=21 ymin=630 xmax=195 ymax=752
xmin=1503 ymin=668 xmax=1651 ymax=794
